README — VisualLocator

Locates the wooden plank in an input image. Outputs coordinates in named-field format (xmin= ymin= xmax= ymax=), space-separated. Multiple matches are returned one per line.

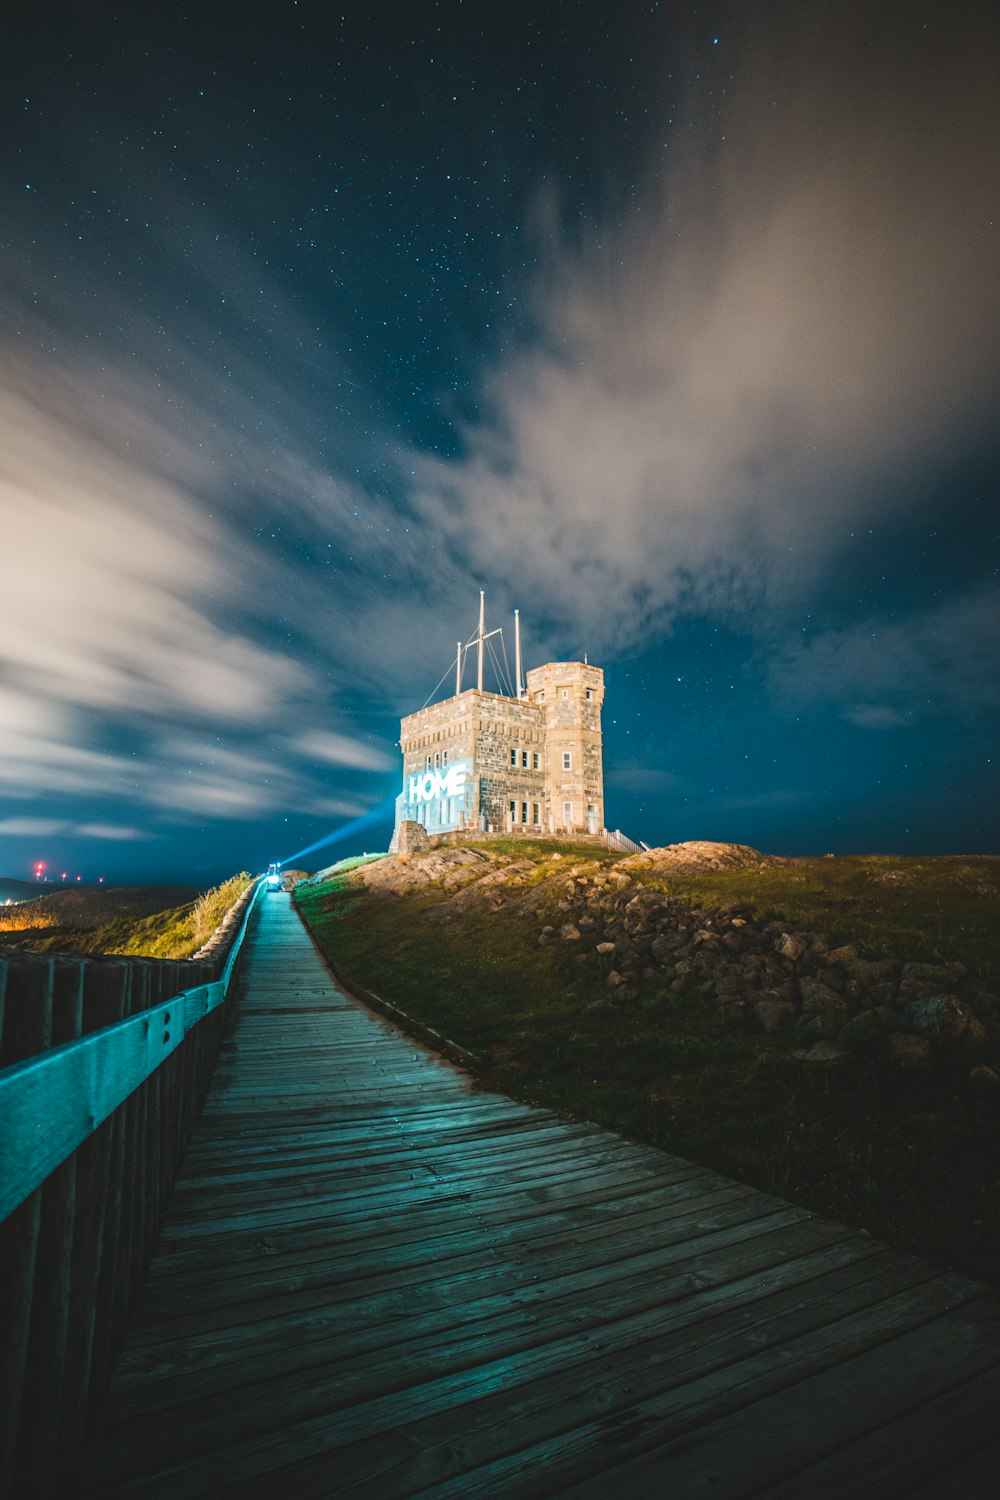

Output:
xmin=95 ymin=1234 xmax=894 ymax=1464
xmin=12 ymin=958 xmax=84 ymax=1496
xmin=757 ymin=1363 xmax=1000 ymax=1497
xmin=84 ymin=1270 xmax=987 ymax=1498
xmin=124 ymin=1192 xmax=806 ymax=1342
xmin=0 ymin=957 xmax=53 ymax=1494
xmin=550 ymin=1300 xmax=1000 ymax=1500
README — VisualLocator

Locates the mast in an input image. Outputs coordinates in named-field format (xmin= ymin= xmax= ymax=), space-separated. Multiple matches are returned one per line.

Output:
xmin=477 ymin=589 xmax=485 ymax=691
xmin=456 ymin=641 xmax=463 ymax=696
xmin=514 ymin=609 xmax=522 ymax=698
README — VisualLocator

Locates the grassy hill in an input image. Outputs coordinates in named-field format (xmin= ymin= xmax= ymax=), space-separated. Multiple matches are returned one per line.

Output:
xmin=0 ymin=874 xmax=254 ymax=959
xmin=0 ymin=877 xmax=46 ymax=905
xmin=297 ymin=840 xmax=1000 ymax=1288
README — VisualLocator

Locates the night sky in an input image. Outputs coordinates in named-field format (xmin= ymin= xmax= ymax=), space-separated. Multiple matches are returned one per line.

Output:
xmin=1 ymin=0 xmax=998 ymax=885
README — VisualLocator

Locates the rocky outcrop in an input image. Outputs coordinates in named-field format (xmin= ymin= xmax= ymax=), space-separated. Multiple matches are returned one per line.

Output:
xmin=617 ymin=841 xmax=781 ymax=877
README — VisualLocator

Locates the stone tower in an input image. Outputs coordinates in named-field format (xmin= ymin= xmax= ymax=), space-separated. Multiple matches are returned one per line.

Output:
xmin=526 ymin=661 xmax=605 ymax=835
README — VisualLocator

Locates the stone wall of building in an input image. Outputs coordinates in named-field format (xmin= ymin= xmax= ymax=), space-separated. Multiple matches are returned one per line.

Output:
xmin=527 ymin=662 xmax=605 ymax=834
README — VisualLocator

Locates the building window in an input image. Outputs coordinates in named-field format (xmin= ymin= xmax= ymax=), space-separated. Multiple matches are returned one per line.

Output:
xmin=563 ymin=800 xmax=573 ymax=824
xmin=521 ymin=750 xmax=529 ymax=767
xmin=442 ymin=750 xmax=448 ymax=765
xmin=510 ymin=748 xmax=517 ymax=767
xmin=585 ymin=687 xmax=593 ymax=700
xmin=510 ymin=800 xmax=518 ymax=823
xmin=562 ymin=751 xmax=572 ymax=771
xmin=532 ymin=752 xmax=540 ymax=770
xmin=561 ymin=688 xmax=568 ymax=699
xmin=537 ymin=690 xmax=545 ymax=702
xmin=532 ymin=802 xmax=540 ymax=825
xmin=426 ymin=755 xmax=432 ymax=769
xmin=434 ymin=752 xmax=440 ymax=768
xmin=522 ymin=801 xmax=528 ymax=824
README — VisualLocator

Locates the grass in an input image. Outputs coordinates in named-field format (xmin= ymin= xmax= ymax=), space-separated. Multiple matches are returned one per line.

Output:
xmin=660 ymin=855 xmax=1000 ymax=987
xmin=0 ymin=872 xmax=255 ymax=959
xmin=297 ymin=851 xmax=1000 ymax=1290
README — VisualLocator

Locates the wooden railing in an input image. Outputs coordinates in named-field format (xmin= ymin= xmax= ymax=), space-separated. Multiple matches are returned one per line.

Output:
xmin=0 ymin=878 xmax=263 ymax=1499
xmin=604 ymin=828 xmax=645 ymax=855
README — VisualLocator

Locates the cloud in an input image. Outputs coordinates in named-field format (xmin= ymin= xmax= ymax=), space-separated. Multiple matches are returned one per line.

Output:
xmin=312 ymin=796 xmax=371 ymax=819
xmin=77 ymin=824 xmax=152 ymax=840
xmin=608 ymin=766 xmax=682 ymax=793
xmin=0 ymin=817 xmax=150 ymax=840
xmin=0 ymin=818 xmax=66 ymax=837
xmin=407 ymin=2 xmax=1000 ymax=657
xmin=298 ymin=730 xmax=396 ymax=773
xmin=0 ymin=357 xmax=310 ymax=727
xmin=769 ymin=586 xmax=1000 ymax=722
xmin=841 ymin=706 xmax=911 ymax=731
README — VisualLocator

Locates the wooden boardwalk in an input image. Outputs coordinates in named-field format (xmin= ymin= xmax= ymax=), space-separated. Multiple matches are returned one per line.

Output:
xmin=79 ymin=894 xmax=1000 ymax=1498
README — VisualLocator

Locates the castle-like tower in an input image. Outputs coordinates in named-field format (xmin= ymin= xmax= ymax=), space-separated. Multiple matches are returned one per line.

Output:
xmin=393 ymin=601 xmax=605 ymax=842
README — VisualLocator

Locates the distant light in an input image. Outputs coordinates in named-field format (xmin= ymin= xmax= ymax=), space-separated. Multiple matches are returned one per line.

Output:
xmin=76 ymin=875 xmax=82 ymax=882
xmin=99 ymin=876 xmax=104 ymax=883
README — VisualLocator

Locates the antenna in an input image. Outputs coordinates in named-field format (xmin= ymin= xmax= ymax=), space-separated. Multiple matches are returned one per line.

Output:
xmin=477 ymin=590 xmax=485 ymax=691
xmin=456 ymin=641 xmax=463 ymax=695
xmin=515 ymin=609 xmax=523 ymax=697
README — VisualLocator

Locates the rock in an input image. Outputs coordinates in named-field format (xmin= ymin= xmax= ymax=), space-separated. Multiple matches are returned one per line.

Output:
xmin=889 ymin=1033 xmax=932 ymax=1070
xmin=839 ymin=1008 xmax=898 ymax=1047
xmin=798 ymin=977 xmax=853 ymax=1036
xmin=825 ymin=944 xmax=860 ymax=966
xmin=650 ymin=924 xmax=689 ymax=960
xmin=595 ymin=941 xmax=616 ymax=954
xmin=972 ymin=991 xmax=1000 ymax=1028
xmin=606 ymin=970 xmax=626 ymax=988
xmin=841 ymin=957 xmax=901 ymax=1006
xmin=970 ymin=1065 xmax=1000 ymax=1091
xmin=537 ymin=925 xmax=555 ymax=945
xmin=753 ymin=999 xmax=796 ymax=1033
xmin=719 ymin=1000 xmax=749 ymax=1029
xmin=617 ymin=841 xmax=776 ymax=877
xmin=899 ymin=961 xmax=967 ymax=1000
xmin=901 ymin=994 xmax=972 ymax=1039
xmin=396 ymin=820 xmax=431 ymax=855
xmin=616 ymin=985 xmax=639 ymax=1003
xmin=559 ymin=924 xmax=581 ymax=942
xmin=775 ymin=932 xmax=807 ymax=962
xmin=798 ymin=1040 xmax=854 ymax=1068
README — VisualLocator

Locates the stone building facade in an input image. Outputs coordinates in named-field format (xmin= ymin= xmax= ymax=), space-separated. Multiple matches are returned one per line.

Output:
xmin=393 ymin=659 xmax=605 ymax=842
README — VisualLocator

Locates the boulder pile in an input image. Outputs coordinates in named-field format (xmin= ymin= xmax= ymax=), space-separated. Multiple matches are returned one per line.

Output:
xmin=539 ymin=880 xmax=999 ymax=1077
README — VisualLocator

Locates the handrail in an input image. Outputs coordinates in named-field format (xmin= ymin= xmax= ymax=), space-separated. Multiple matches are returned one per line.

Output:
xmin=0 ymin=877 xmax=264 ymax=1224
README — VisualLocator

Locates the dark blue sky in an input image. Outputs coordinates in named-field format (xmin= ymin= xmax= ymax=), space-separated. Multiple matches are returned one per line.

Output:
xmin=1 ymin=0 xmax=998 ymax=884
